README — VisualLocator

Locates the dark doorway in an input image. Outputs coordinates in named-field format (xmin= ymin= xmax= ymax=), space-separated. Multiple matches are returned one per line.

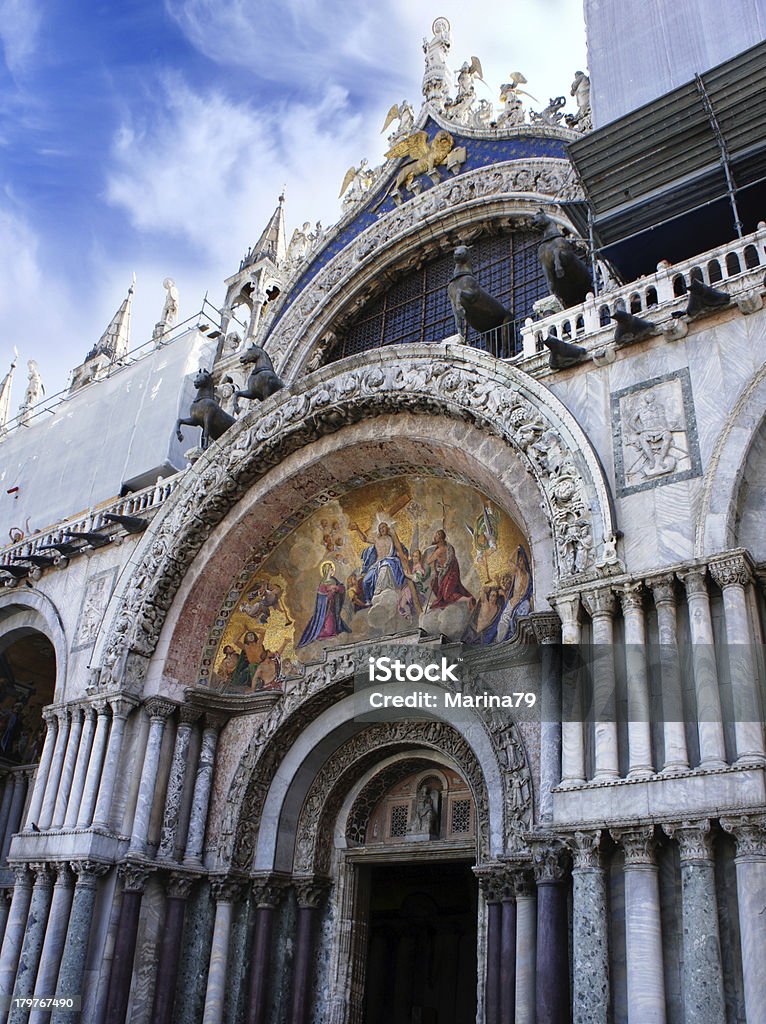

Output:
xmin=363 ymin=861 xmax=477 ymax=1024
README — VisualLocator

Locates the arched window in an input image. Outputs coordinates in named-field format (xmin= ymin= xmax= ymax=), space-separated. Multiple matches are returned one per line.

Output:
xmin=726 ymin=252 xmax=741 ymax=276
xmin=707 ymin=260 xmax=722 ymax=283
xmin=673 ymin=275 xmax=687 ymax=296
xmin=744 ymin=244 xmax=759 ymax=269
xmin=645 ymin=287 xmax=658 ymax=306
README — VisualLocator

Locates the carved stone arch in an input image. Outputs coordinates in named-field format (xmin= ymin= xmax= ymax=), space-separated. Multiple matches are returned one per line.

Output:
xmin=695 ymin=360 xmax=766 ymax=556
xmin=0 ymin=589 xmax=68 ymax=700
xmin=93 ymin=346 xmax=618 ymax=691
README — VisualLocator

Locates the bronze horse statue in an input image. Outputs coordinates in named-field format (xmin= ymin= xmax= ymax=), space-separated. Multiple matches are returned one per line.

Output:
xmin=447 ymin=246 xmax=515 ymax=340
xmin=175 ymin=368 xmax=235 ymax=450
xmin=531 ymin=210 xmax=593 ymax=310
xmin=234 ymin=344 xmax=284 ymax=409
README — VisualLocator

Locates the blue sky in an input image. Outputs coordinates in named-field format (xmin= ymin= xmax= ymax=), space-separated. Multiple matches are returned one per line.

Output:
xmin=0 ymin=0 xmax=586 ymax=398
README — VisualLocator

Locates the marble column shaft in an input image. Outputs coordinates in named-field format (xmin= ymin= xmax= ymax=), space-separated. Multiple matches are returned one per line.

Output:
xmin=582 ymin=590 xmax=619 ymax=781
xmin=500 ymin=889 xmax=516 ymax=1024
xmin=709 ymin=557 xmax=766 ymax=763
xmin=63 ymin=708 xmax=96 ymax=829
xmin=0 ymin=868 xmax=33 ymax=1006
xmin=514 ymin=877 xmax=536 ymax=1024
xmin=183 ymin=720 xmax=222 ymax=866
xmin=2 ymin=774 xmax=29 ymax=863
xmin=679 ymin=569 xmax=727 ymax=767
xmin=158 ymin=712 xmax=196 ymax=860
xmin=534 ymin=849 xmax=570 ymax=1024
xmin=648 ymin=576 xmax=689 ymax=773
xmin=29 ymin=866 xmax=75 ymax=1024
xmin=104 ymin=867 xmax=151 ymax=1024
xmin=128 ymin=700 xmax=175 ymax=857
xmin=51 ymin=709 xmax=84 ymax=829
xmin=556 ymin=594 xmax=586 ymax=786
xmin=571 ymin=832 xmax=610 ymax=1024
xmin=290 ymin=880 xmax=328 ymax=1024
xmin=245 ymin=903 xmax=277 ymax=1024
xmin=618 ymin=584 xmax=654 ymax=777
xmin=8 ymin=864 xmax=54 ymax=1023
xmin=721 ymin=816 xmax=766 ymax=1024
xmin=93 ymin=699 xmax=134 ymax=830
xmin=664 ymin=821 xmax=725 ymax=1024
xmin=38 ymin=710 xmax=71 ymax=831
xmin=201 ymin=881 xmax=238 ymax=1024
xmin=76 ymin=704 xmax=111 ymax=828
xmin=150 ymin=874 xmax=195 ymax=1024
xmin=613 ymin=828 xmax=666 ymax=1024
xmin=485 ymin=897 xmax=502 ymax=1024
xmin=534 ymin=619 xmax=562 ymax=824
xmin=24 ymin=712 xmax=57 ymax=829
xmin=0 ymin=775 xmax=16 ymax=854
xmin=0 ymin=890 xmax=11 ymax=945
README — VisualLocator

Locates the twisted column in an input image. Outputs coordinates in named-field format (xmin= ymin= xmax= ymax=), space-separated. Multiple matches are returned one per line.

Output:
xmin=52 ymin=707 xmax=84 ymax=829
xmin=202 ymin=875 xmax=246 ymax=1024
xmin=581 ymin=588 xmax=619 ymax=780
xmin=554 ymin=594 xmax=586 ymax=786
xmin=245 ymin=877 xmax=285 ymax=1024
xmin=76 ymin=702 xmax=110 ymax=828
xmin=663 ymin=820 xmax=725 ymax=1024
xmin=647 ymin=575 xmax=689 ymax=773
xmin=290 ymin=877 xmax=330 ymax=1024
xmin=513 ymin=872 xmax=536 ymax=1024
xmin=709 ymin=555 xmax=766 ymax=764
xmin=611 ymin=827 xmax=666 ymax=1024
xmin=571 ymin=831 xmax=610 ymax=1024
xmin=183 ymin=713 xmax=226 ymax=866
xmin=532 ymin=616 xmax=562 ymax=824
xmin=617 ymin=583 xmax=654 ymax=778
xmin=150 ymin=872 xmax=197 ymax=1024
xmin=128 ymin=698 xmax=176 ymax=857
xmin=63 ymin=706 xmax=96 ymax=828
xmin=104 ymin=864 xmax=153 ymax=1024
xmin=24 ymin=711 xmax=57 ymax=830
xmin=677 ymin=568 xmax=727 ymax=767
xmin=0 ymin=866 xmax=34 ymax=1007
xmin=8 ymin=863 xmax=54 ymax=1023
xmin=93 ymin=697 xmax=136 ymax=830
xmin=720 ymin=815 xmax=766 ymax=1023
xmin=157 ymin=706 xmax=200 ymax=861
xmin=29 ymin=865 xmax=75 ymax=1024
xmin=532 ymin=842 xmax=570 ymax=1024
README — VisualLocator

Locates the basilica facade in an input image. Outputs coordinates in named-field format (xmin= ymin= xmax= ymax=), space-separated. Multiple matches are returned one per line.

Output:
xmin=0 ymin=16 xmax=766 ymax=1024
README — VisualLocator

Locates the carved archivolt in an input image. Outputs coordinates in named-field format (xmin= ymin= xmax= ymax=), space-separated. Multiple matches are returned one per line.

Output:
xmin=93 ymin=346 xmax=618 ymax=691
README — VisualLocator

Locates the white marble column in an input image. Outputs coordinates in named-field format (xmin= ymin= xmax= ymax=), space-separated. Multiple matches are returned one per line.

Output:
xmin=582 ymin=588 xmax=619 ymax=781
xmin=617 ymin=583 xmax=654 ymax=778
xmin=678 ymin=568 xmax=727 ymax=768
xmin=93 ymin=697 xmax=136 ymax=830
xmin=514 ymin=873 xmax=536 ymax=1024
xmin=663 ymin=820 xmax=725 ymax=1024
xmin=612 ymin=827 xmax=666 ymax=1024
xmin=24 ymin=711 xmax=57 ymax=830
xmin=0 ymin=889 xmax=11 ymax=944
xmin=0 ymin=773 xmax=16 ymax=852
xmin=183 ymin=714 xmax=225 ymax=866
xmin=0 ymin=866 xmax=33 ymax=1007
xmin=555 ymin=593 xmax=586 ymax=786
xmin=571 ymin=831 xmax=610 ymax=1024
xmin=8 ymin=863 xmax=54 ymax=1023
xmin=63 ymin=706 xmax=96 ymax=828
xmin=202 ymin=877 xmax=243 ymax=1024
xmin=2 ymin=773 xmax=30 ymax=862
xmin=647 ymin=575 xmax=689 ymax=774
xmin=76 ymin=701 xmax=110 ymax=828
xmin=721 ymin=815 xmax=766 ymax=1024
xmin=709 ymin=555 xmax=766 ymax=765
xmin=128 ymin=698 xmax=176 ymax=857
xmin=532 ymin=617 xmax=562 ymax=825
xmin=29 ymin=864 xmax=75 ymax=1024
xmin=51 ymin=707 xmax=84 ymax=829
xmin=158 ymin=706 xmax=199 ymax=861
xmin=38 ymin=709 xmax=71 ymax=831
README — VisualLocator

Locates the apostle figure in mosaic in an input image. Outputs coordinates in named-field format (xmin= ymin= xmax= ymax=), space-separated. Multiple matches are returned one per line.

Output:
xmin=424 ymin=529 xmax=474 ymax=609
xmin=297 ymin=560 xmax=351 ymax=648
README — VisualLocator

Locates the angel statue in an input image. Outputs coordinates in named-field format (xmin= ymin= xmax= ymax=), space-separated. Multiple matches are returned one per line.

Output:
xmin=381 ymin=100 xmax=415 ymax=145
xmin=444 ymin=56 xmax=485 ymax=125
xmin=338 ymin=158 xmax=376 ymax=207
xmin=422 ymin=16 xmax=453 ymax=105
xmin=497 ymin=72 xmax=537 ymax=127
xmin=18 ymin=360 xmax=44 ymax=425
xmin=566 ymin=71 xmax=592 ymax=131
xmin=385 ymin=129 xmax=454 ymax=195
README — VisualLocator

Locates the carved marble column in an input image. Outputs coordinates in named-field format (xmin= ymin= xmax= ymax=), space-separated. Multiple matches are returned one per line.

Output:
xmin=128 ymin=698 xmax=176 ymax=857
xmin=532 ymin=843 xmax=570 ymax=1024
xmin=648 ymin=575 xmax=689 ymax=773
xmin=150 ymin=872 xmax=197 ymax=1024
xmin=0 ymin=773 xmax=16 ymax=853
xmin=290 ymin=878 xmax=330 ymax=1024
xmin=0 ymin=867 xmax=33 ymax=1007
xmin=93 ymin=697 xmax=136 ymax=830
xmin=158 ymin=706 xmax=199 ymax=861
xmin=38 ymin=709 xmax=71 ymax=830
xmin=202 ymin=875 xmax=245 ymax=1024
xmin=554 ymin=594 xmax=586 ymax=787
xmin=183 ymin=713 xmax=226 ymax=866
xmin=104 ymin=864 xmax=153 ymax=1024
xmin=499 ymin=872 xmax=517 ymax=1024
xmin=29 ymin=865 xmax=75 ymax=1024
xmin=677 ymin=568 xmax=727 ymax=767
xmin=709 ymin=555 xmax=766 ymax=764
xmin=50 ymin=861 xmax=111 ymax=1024
xmin=76 ymin=701 xmax=111 ymax=828
xmin=581 ymin=588 xmax=619 ymax=781
xmin=571 ymin=831 xmax=610 ymax=1024
xmin=617 ymin=583 xmax=654 ymax=778
xmin=2 ymin=773 xmax=29 ymax=862
xmin=476 ymin=868 xmax=503 ymax=1024
xmin=24 ymin=711 xmax=57 ymax=829
xmin=612 ymin=827 xmax=666 ymax=1024
xmin=51 ymin=707 xmax=84 ymax=830
xmin=245 ymin=877 xmax=284 ymax=1024
xmin=663 ymin=820 xmax=725 ymax=1024
xmin=514 ymin=872 xmax=536 ymax=1024
xmin=533 ymin=616 xmax=562 ymax=824
xmin=720 ymin=815 xmax=766 ymax=1023
xmin=64 ymin=706 xmax=96 ymax=828
xmin=8 ymin=863 xmax=54 ymax=1023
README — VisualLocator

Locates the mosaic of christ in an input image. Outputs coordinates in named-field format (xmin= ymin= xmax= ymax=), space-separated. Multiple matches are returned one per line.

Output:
xmin=211 ymin=476 xmax=533 ymax=692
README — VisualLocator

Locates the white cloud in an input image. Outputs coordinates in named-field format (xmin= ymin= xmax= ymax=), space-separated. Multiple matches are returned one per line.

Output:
xmin=0 ymin=0 xmax=42 ymax=76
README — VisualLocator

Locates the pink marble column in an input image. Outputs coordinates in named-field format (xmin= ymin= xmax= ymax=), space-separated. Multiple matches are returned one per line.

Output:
xmin=582 ymin=588 xmax=619 ymax=780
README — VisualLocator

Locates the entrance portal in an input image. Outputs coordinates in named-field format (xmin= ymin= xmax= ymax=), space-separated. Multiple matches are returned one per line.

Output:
xmin=363 ymin=861 xmax=477 ymax=1024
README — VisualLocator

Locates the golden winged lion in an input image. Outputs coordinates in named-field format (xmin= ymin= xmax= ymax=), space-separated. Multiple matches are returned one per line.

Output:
xmin=385 ymin=129 xmax=454 ymax=193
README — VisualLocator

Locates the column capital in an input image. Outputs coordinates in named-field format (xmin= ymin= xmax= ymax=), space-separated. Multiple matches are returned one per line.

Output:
xmin=709 ymin=554 xmax=752 ymax=589
xmin=677 ymin=565 xmax=709 ymax=597
xmin=646 ymin=573 xmax=677 ymax=606
xmin=10 ymin=864 xmax=32 ymax=887
xmin=109 ymin=696 xmax=138 ymax=719
xmin=203 ymin=710 xmax=229 ymax=733
xmin=720 ymin=815 xmax=766 ymax=858
xmin=611 ymin=826 xmax=658 ymax=865
xmin=210 ymin=873 xmax=247 ymax=903
xmin=165 ymin=870 xmax=199 ymax=900
xmin=42 ymin=708 xmax=58 ymax=727
xmin=530 ymin=613 xmax=561 ymax=645
xmin=69 ymin=860 xmax=111 ymax=887
xmin=144 ymin=697 xmax=177 ymax=722
xmin=663 ymin=819 xmax=714 ymax=862
xmin=250 ymin=874 xmax=288 ymax=907
xmin=568 ymin=829 xmax=604 ymax=871
xmin=580 ymin=587 xmax=616 ymax=619
xmin=616 ymin=580 xmax=645 ymax=612
xmin=29 ymin=862 xmax=55 ymax=887
xmin=178 ymin=704 xmax=203 ymax=727
xmin=92 ymin=699 xmax=110 ymax=716
xmin=550 ymin=592 xmax=581 ymax=625
xmin=512 ymin=868 xmax=536 ymax=898
xmin=118 ymin=862 xmax=154 ymax=893
xmin=293 ymin=875 xmax=331 ymax=909
xmin=474 ymin=862 xmax=507 ymax=902
xmin=52 ymin=862 xmax=74 ymax=887
xmin=531 ymin=840 xmax=570 ymax=882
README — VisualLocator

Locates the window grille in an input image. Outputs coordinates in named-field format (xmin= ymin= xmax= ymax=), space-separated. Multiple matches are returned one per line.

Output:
xmin=390 ymin=804 xmax=409 ymax=837
xmin=450 ymin=799 xmax=471 ymax=834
